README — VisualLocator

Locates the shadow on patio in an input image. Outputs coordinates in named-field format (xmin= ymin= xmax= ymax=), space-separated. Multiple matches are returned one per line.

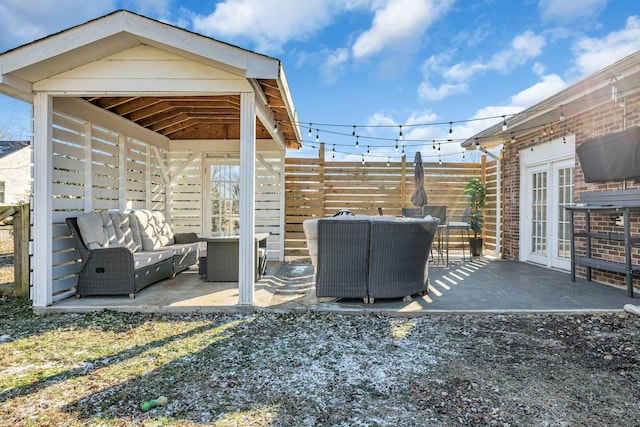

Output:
xmin=43 ymin=257 xmax=637 ymax=315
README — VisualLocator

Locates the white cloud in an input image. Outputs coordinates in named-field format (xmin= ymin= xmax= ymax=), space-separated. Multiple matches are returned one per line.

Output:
xmin=418 ymin=30 xmax=546 ymax=101
xmin=417 ymin=82 xmax=468 ymax=101
xmin=320 ymin=48 xmax=350 ymax=84
xmin=367 ymin=112 xmax=399 ymax=127
xmin=352 ymin=0 xmax=455 ymax=58
xmin=572 ymin=16 xmax=640 ymax=76
xmin=0 ymin=0 xmax=115 ymax=51
xmin=510 ymin=74 xmax=567 ymax=107
xmin=538 ymin=0 xmax=607 ymax=23
xmin=491 ymin=30 xmax=546 ymax=73
xmin=191 ymin=0 xmax=339 ymax=54
xmin=532 ymin=62 xmax=547 ymax=76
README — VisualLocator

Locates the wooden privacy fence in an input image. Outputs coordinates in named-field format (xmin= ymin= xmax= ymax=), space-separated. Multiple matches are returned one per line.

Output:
xmin=0 ymin=204 xmax=30 ymax=297
xmin=285 ymin=144 xmax=500 ymax=258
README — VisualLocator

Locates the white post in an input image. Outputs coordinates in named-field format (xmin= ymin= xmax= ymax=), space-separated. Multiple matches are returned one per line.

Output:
xmin=83 ymin=123 xmax=93 ymax=212
xmin=118 ymin=135 xmax=127 ymax=211
xmin=279 ymin=156 xmax=286 ymax=261
xmin=32 ymin=92 xmax=53 ymax=307
xmin=238 ymin=92 xmax=256 ymax=305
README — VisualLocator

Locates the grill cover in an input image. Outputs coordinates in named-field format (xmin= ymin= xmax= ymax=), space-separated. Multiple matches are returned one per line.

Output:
xmin=577 ymin=127 xmax=640 ymax=183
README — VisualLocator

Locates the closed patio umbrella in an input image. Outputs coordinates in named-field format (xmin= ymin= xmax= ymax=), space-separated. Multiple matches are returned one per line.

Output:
xmin=411 ymin=151 xmax=428 ymax=208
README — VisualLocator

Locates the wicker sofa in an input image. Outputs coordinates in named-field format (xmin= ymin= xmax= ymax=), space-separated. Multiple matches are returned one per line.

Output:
xmin=66 ymin=210 xmax=199 ymax=298
xmin=303 ymin=216 xmax=439 ymax=303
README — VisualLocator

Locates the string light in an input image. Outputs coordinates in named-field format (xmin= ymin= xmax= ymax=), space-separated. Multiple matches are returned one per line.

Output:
xmin=367 ymin=145 xmax=370 ymax=154
xmin=308 ymin=124 xmax=312 ymax=137
xmin=355 ymin=135 xmax=359 ymax=149
xmin=462 ymin=150 xmax=466 ymax=160
xmin=395 ymin=139 xmax=399 ymax=152
xmin=438 ymin=143 xmax=441 ymax=151
xmin=449 ymin=122 xmax=453 ymax=134
xmin=315 ymin=130 xmax=320 ymax=143
xmin=502 ymin=116 xmax=507 ymax=131
xmin=511 ymin=132 xmax=516 ymax=143
xmin=274 ymin=120 xmax=278 ymax=133
xmin=432 ymin=140 xmax=436 ymax=150
xmin=439 ymin=155 xmax=442 ymax=165
xmin=559 ymin=106 xmax=565 ymax=121
xmin=387 ymin=157 xmax=390 ymax=167
xmin=402 ymin=145 xmax=405 ymax=155
xmin=361 ymin=154 xmax=365 ymax=165
xmin=352 ymin=125 xmax=356 ymax=136
xmin=398 ymin=125 xmax=403 ymax=139
xmin=332 ymin=144 xmax=335 ymax=159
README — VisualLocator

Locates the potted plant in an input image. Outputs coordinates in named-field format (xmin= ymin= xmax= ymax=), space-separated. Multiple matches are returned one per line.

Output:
xmin=464 ymin=177 xmax=487 ymax=256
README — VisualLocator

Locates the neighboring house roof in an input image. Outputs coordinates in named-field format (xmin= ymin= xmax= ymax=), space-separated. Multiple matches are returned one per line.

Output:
xmin=463 ymin=50 xmax=640 ymax=149
xmin=0 ymin=141 xmax=30 ymax=158
xmin=0 ymin=10 xmax=301 ymax=148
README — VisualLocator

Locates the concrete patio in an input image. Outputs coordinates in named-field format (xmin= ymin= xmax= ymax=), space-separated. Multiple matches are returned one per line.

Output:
xmin=40 ymin=256 xmax=638 ymax=315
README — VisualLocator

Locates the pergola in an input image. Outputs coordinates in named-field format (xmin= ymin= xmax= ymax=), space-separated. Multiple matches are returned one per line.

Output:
xmin=0 ymin=10 xmax=302 ymax=307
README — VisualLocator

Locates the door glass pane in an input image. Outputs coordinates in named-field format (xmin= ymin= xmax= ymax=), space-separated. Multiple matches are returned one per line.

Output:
xmin=210 ymin=163 xmax=240 ymax=236
xmin=557 ymin=167 xmax=574 ymax=259
xmin=531 ymin=171 xmax=547 ymax=255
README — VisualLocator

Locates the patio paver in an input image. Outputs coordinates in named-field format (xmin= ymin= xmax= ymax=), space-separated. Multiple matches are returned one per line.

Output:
xmin=40 ymin=257 xmax=638 ymax=315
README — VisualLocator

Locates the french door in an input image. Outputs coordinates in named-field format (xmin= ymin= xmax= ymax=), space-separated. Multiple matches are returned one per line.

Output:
xmin=522 ymin=160 xmax=574 ymax=269
xmin=203 ymin=157 xmax=240 ymax=236
xmin=520 ymin=136 xmax=575 ymax=270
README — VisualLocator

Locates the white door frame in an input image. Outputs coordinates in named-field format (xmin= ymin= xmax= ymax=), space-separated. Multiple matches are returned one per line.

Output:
xmin=519 ymin=135 xmax=575 ymax=268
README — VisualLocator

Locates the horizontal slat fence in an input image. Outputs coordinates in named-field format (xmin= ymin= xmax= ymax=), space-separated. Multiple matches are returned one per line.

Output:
xmin=285 ymin=143 xmax=499 ymax=258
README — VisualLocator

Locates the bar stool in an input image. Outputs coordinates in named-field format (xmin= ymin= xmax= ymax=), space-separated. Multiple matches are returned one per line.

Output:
xmin=422 ymin=205 xmax=447 ymax=264
xmin=446 ymin=206 xmax=472 ymax=265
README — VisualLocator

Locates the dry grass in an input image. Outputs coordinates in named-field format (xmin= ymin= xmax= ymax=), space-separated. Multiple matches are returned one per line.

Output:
xmin=1 ymin=296 xmax=639 ymax=426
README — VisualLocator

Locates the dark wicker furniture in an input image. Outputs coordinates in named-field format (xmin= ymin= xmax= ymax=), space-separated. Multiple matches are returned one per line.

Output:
xmin=310 ymin=217 xmax=439 ymax=303
xmin=66 ymin=211 xmax=198 ymax=298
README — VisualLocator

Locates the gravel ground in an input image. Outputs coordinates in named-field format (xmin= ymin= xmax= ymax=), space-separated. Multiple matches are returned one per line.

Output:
xmin=1 ymin=296 xmax=639 ymax=426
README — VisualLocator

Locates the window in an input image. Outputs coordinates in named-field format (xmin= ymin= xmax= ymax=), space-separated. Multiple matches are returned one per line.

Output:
xmin=209 ymin=163 xmax=240 ymax=236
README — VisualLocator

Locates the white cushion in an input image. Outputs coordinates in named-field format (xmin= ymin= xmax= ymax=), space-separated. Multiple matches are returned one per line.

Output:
xmin=109 ymin=212 xmax=142 ymax=252
xmin=77 ymin=212 xmax=115 ymax=250
xmin=132 ymin=210 xmax=175 ymax=251
xmin=303 ymin=219 xmax=320 ymax=267
xmin=133 ymin=250 xmax=174 ymax=269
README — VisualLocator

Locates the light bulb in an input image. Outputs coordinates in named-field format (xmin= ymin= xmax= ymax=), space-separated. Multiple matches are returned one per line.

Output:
xmin=502 ymin=116 xmax=507 ymax=131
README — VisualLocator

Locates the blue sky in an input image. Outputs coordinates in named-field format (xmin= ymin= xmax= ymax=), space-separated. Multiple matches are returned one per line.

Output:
xmin=0 ymin=0 xmax=638 ymax=163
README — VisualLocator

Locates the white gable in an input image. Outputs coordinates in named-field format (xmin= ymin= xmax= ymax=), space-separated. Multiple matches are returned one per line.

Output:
xmin=34 ymin=45 xmax=252 ymax=94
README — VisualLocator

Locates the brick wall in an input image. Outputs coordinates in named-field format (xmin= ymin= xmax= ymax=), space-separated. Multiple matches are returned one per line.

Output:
xmin=502 ymin=90 xmax=640 ymax=289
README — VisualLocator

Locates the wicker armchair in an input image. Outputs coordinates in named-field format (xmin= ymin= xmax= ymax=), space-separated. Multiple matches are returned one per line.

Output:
xmin=316 ymin=219 xmax=371 ymax=302
xmin=368 ymin=219 xmax=438 ymax=302
xmin=308 ymin=216 xmax=440 ymax=303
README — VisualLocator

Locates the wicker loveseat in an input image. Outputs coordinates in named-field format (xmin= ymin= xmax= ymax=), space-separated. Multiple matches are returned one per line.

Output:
xmin=66 ymin=210 xmax=199 ymax=298
xmin=303 ymin=216 xmax=440 ymax=303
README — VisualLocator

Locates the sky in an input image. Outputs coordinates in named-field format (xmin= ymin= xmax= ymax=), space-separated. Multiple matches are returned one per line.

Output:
xmin=0 ymin=0 xmax=638 ymax=163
